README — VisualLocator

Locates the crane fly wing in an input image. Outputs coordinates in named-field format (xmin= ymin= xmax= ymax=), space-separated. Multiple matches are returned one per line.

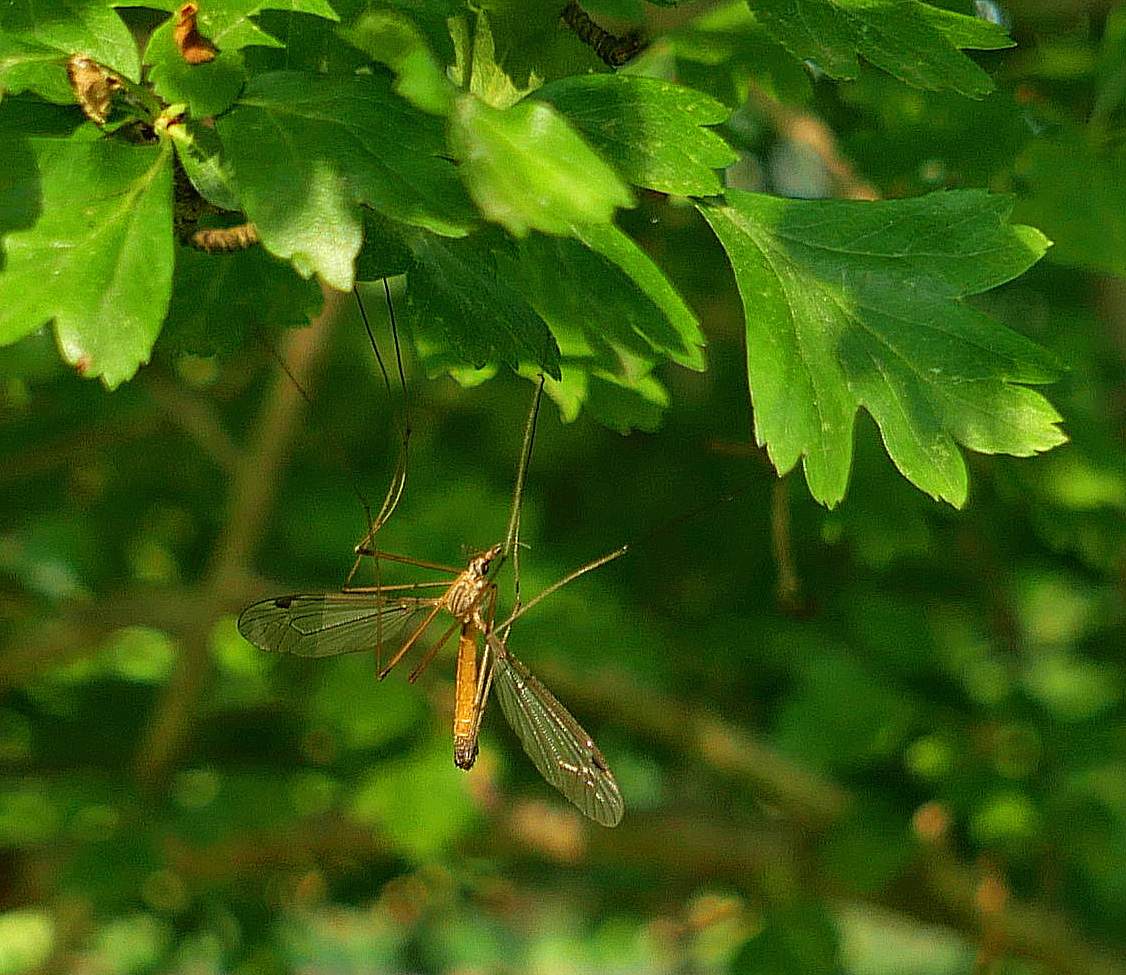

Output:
xmin=238 ymin=593 xmax=433 ymax=658
xmin=488 ymin=635 xmax=623 ymax=827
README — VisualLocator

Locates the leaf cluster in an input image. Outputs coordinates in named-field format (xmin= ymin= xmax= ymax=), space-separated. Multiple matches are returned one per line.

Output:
xmin=0 ymin=0 xmax=1066 ymax=506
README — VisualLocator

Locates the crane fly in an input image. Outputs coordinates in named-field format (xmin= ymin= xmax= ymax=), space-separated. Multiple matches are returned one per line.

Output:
xmin=240 ymin=371 xmax=624 ymax=826
xmin=237 ymin=541 xmax=625 ymax=827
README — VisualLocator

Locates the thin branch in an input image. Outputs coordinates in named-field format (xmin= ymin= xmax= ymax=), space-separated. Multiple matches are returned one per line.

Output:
xmin=747 ymin=82 xmax=880 ymax=202
xmin=770 ymin=475 xmax=803 ymax=613
xmin=531 ymin=662 xmax=850 ymax=831
xmin=0 ymin=409 xmax=160 ymax=486
xmin=872 ymin=849 xmax=1126 ymax=975
xmin=132 ymin=285 xmax=347 ymax=792
xmin=142 ymin=369 xmax=242 ymax=472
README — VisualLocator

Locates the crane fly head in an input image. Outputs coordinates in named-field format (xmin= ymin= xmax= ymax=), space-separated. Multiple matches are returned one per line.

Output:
xmin=468 ymin=544 xmax=503 ymax=581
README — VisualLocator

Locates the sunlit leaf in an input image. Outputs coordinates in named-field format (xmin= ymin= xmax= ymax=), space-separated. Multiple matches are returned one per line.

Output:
xmin=0 ymin=0 xmax=139 ymax=81
xmin=217 ymin=70 xmax=475 ymax=290
xmin=751 ymin=0 xmax=1013 ymax=98
xmin=699 ymin=189 xmax=1063 ymax=506
xmin=449 ymin=92 xmax=634 ymax=237
xmin=535 ymin=74 xmax=736 ymax=196
xmin=0 ymin=136 xmax=174 ymax=387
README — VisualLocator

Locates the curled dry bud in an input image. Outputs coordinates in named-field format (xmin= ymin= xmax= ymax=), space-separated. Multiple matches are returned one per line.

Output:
xmin=66 ymin=55 xmax=124 ymax=124
xmin=174 ymin=3 xmax=219 ymax=65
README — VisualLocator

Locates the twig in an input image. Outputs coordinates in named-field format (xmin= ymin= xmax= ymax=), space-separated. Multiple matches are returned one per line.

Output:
xmin=770 ymin=475 xmax=803 ymax=613
xmin=874 ymin=849 xmax=1126 ymax=975
xmin=531 ymin=663 xmax=850 ymax=830
xmin=132 ymin=285 xmax=347 ymax=792
xmin=143 ymin=369 xmax=242 ymax=472
xmin=747 ymin=82 xmax=880 ymax=202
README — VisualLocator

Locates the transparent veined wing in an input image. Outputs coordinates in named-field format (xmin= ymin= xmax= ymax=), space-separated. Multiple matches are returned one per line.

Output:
xmin=238 ymin=593 xmax=435 ymax=658
xmin=487 ymin=633 xmax=624 ymax=827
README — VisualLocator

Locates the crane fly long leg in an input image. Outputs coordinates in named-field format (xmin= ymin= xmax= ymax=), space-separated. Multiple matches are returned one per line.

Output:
xmin=379 ymin=545 xmax=498 ymax=678
xmin=345 ymin=548 xmax=465 ymax=666
xmin=407 ymin=618 xmax=460 ymax=682
xmin=344 ymin=281 xmax=412 ymax=593
xmin=483 ymin=626 xmax=624 ymax=827
xmin=244 ymin=545 xmax=502 ymax=696
xmin=470 ymin=632 xmax=495 ymax=747
xmin=376 ymin=600 xmax=445 ymax=678
xmin=351 ymin=548 xmax=463 ymax=576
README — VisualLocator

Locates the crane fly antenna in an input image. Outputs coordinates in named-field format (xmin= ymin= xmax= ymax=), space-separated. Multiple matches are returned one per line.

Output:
xmin=496 ymin=544 xmax=629 ymax=632
xmin=345 ymin=281 xmax=415 ymax=670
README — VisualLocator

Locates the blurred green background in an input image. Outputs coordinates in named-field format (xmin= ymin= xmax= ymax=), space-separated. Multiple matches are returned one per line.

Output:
xmin=4 ymin=0 xmax=1126 ymax=973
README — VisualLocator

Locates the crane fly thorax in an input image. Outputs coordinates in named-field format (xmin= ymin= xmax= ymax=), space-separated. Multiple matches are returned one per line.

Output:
xmin=443 ymin=544 xmax=501 ymax=621
xmin=444 ymin=574 xmax=486 ymax=620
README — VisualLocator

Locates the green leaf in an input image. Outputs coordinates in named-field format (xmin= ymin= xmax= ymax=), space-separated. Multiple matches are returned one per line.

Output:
xmin=535 ymin=74 xmax=736 ymax=196
xmin=144 ymin=22 xmax=246 ymax=119
xmin=240 ymin=8 xmax=366 ymax=76
xmin=0 ymin=136 xmax=174 ymax=387
xmin=449 ymin=92 xmax=634 ymax=237
xmin=341 ymin=8 xmax=453 ymax=115
xmin=450 ymin=6 xmax=599 ymax=103
xmin=355 ymin=209 xmax=414 ymax=281
xmin=0 ymin=0 xmax=138 ymax=79
xmin=538 ymin=362 xmax=671 ymax=433
xmin=751 ymin=0 xmax=1013 ymax=98
xmin=513 ymin=224 xmax=706 ymax=372
xmin=732 ymin=902 xmax=839 ymax=975
xmin=340 ymin=0 xmax=461 ymax=69
xmin=451 ymin=8 xmax=540 ymax=110
xmin=138 ymin=0 xmax=343 ymax=117
xmin=348 ymin=738 xmax=480 ymax=859
xmin=698 ymin=189 xmax=1064 ymax=507
xmin=405 ymin=229 xmax=562 ymax=379
xmin=217 ymin=71 xmax=475 ymax=291
xmin=0 ymin=31 xmax=75 ymax=104
xmin=409 ymin=220 xmax=699 ymax=427
xmin=493 ymin=223 xmax=702 ymax=431
xmin=0 ymin=94 xmax=81 ymax=138
xmin=1014 ymin=132 xmax=1126 ymax=278
xmin=167 ymin=118 xmax=239 ymax=210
